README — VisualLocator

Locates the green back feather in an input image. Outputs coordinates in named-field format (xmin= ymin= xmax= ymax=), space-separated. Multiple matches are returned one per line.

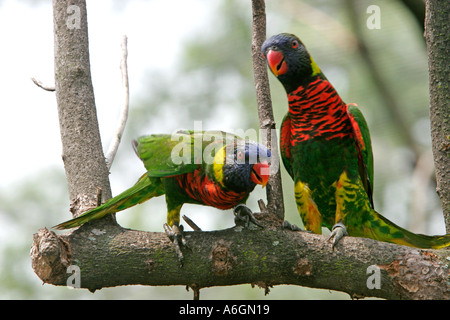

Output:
xmin=134 ymin=130 xmax=244 ymax=178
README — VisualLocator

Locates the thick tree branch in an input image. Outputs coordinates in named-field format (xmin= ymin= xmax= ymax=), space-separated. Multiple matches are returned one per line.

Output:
xmin=425 ymin=0 xmax=450 ymax=232
xmin=31 ymin=222 xmax=450 ymax=299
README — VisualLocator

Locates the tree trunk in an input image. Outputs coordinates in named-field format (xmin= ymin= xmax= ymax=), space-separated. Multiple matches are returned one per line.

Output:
xmin=425 ymin=0 xmax=450 ymax=232
xmin=53 ymin=0 xmax=113 ymax=218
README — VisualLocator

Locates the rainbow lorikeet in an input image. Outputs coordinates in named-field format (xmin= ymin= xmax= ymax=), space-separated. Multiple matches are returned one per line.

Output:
xmin=54 ymin=131 xmax=270 ymax=258
xmin=262 ymin=33 xmax=450 ymax=249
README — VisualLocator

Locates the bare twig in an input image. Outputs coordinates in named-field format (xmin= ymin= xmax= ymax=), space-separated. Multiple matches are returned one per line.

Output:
xmin=186 ymin=284 xmax=201 ymax=300
xmin=105 ymin=35 xmax=130 ymax=170
xmin=31 ymin=77 xmax=55 ymax=92
xmin=251 ymin=0 xmax=285 ymax=222
xmin=182 ymin=215 xmax=202 ymax=231
xmin=257 ymin=199 xmax=267 ymax=212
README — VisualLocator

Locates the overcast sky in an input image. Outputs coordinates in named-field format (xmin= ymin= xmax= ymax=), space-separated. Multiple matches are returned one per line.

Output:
xmin=0 ymin=0 xmax=213 ymax=188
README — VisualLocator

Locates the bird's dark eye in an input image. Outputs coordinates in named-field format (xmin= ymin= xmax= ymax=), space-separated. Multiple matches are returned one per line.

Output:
xmin=237 ymin=151 xmax=244 ymax=161
xmin=292 ymin=40 xmax=299 ymax=48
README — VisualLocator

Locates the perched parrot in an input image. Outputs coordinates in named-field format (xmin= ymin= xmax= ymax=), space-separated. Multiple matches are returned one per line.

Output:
xmin=262 ymin=33 xmax=450 ymax=249
xmin=54 ymin=131 xmax=270 ymax=235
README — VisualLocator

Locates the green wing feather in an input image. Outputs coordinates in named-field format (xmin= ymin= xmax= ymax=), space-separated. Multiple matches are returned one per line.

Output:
xmin=346 ymin=104 xmax=374 ymax=208
xmin=133 ymin=133 xmax=198 ymax=177
xmin=134 ymin=130 xmax=244 ymax=177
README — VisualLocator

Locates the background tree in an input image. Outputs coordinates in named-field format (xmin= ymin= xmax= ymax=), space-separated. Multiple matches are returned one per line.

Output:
xmin=424 ymin=0 xmax=450 ymax=231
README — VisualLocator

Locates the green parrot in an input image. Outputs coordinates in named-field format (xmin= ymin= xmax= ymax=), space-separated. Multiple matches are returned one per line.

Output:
xmin=54 ymin=131 xmax=270 ymax=233
xmin=262 ymin=33 xmax=450 ymax=249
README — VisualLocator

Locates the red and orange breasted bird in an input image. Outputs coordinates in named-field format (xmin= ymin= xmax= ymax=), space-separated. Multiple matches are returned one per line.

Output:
xmin=262 ymin=33 xmax=450 ymax=249
xmin=54 ymin=131 xmax=270 ymax=260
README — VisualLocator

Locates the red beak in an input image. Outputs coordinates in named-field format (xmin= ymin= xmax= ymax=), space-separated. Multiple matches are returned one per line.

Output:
xmin=266 ymin=50 xmax=287 ymax=77
xmin=251 ymin=162 xmax=270 ymax=188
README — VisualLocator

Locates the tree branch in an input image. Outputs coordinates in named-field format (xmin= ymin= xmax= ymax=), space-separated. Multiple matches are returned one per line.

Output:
xmin=31 ymin=77 xmax=55 ymax=92
xmin=425 ymin=0 xmax=450 ymax=232
xmin=105 ymin=35 xmax=130 ymax=170
xmin=251 ymin=0 xmax=285 ymax=221
xmin=31 ymin=222 xmax=450 ymax=299
xmin=52 ymin=0 xmax=113 ymax=217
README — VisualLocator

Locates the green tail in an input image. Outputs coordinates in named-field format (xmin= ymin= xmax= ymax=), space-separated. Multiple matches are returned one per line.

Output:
xmin=53 ymin=174 xmax=165 ymax=230
xmin=350 ymin=210 xmax=450 ymax=249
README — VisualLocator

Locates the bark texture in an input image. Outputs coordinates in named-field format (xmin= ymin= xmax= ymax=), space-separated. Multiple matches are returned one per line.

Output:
xmin=31 ymin=220 xmax=450 ymax=299
xmin=251 ymin=0 xmax=285 ymax=221
xmin=425 ymin=0 xmax=450 ymax=232
xmin=53 ymin=0 xmax=112 ymax=214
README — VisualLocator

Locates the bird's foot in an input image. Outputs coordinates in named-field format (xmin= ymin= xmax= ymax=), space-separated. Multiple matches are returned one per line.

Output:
xmin=327 ymin=221 xmax=348 ymax=249
xmin=282 ymin=220 xmax=313 ymax=233
xmin=233 ymin=204 xmax=264 ymax=229
xmin=164 ymin=223 xmax=188 ymax=266
xmin=282 ymin=220 xmax=302 ymax=231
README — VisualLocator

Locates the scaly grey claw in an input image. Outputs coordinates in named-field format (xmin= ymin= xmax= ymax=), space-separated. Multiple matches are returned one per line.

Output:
xmin=282 ymin=220 xmax=312 ymax=232
xmin=164 ymin=223 xmax=187 ymax=266
xmin=233 ymin=204 xmax=264 ymax=229
xmin=283 ymin=220 xmax=301 ymax=231
xmin=328 ymin=221 xmax=348 ymax=249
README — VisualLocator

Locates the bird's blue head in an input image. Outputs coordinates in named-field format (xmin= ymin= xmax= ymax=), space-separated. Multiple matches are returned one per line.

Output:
xmin=261 ymin=33 xmax=323 ymax=93
xmin=214 ymin=141 xmax=271 ymax=193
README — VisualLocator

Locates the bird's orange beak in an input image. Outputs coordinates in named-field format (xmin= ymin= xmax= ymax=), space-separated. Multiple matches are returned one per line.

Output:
xmin=251 ymin=162 xmax=270 ymax=188
xmin=266 ymin=50 xmax=287 ymax=77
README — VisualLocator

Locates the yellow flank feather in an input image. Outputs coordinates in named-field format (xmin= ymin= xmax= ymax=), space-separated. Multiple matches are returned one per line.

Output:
xmin=294 ymin=181 xmax=322 ymax=234
xmin=167 ymin=204 xmax=182 ymax=227
xmin=334 ymin=170 xmax=372 ymax=224
xmin=212 ymin=146 xmax=226 ymax=187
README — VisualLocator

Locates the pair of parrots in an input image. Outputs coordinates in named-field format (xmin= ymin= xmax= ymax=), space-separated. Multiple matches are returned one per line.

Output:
xmin=55 ymin=33 xmax=450 ymax=250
